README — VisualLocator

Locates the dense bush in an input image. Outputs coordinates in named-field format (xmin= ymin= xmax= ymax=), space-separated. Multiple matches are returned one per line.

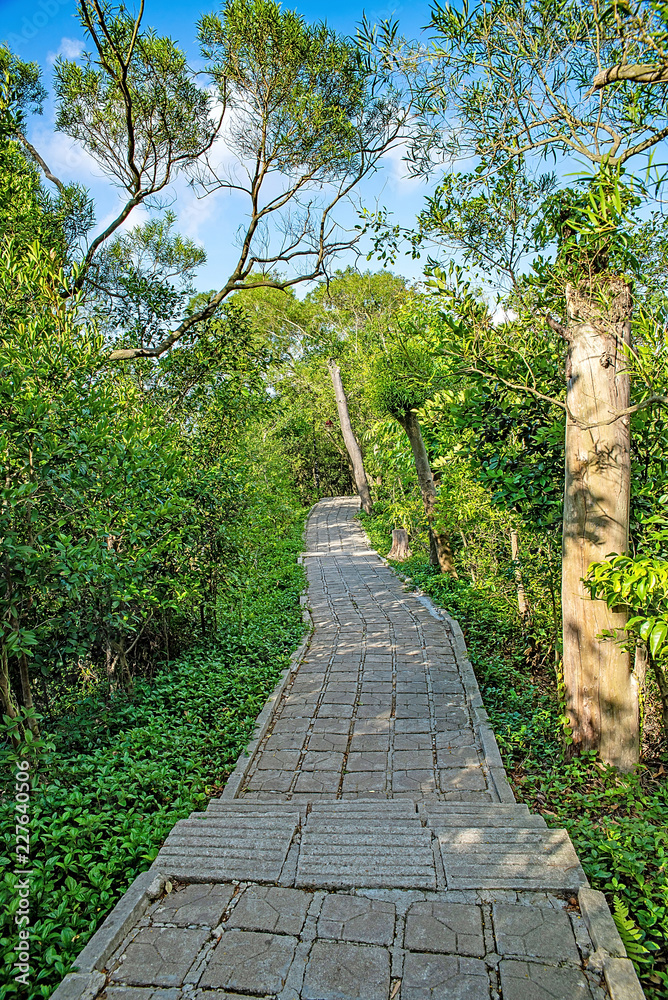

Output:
xmin=0 ymin=513 xmax=307 ymax=999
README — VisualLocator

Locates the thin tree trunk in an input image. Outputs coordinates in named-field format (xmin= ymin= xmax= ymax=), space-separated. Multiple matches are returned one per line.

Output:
xmin=510 ymin=528 xmax=529 ymax=618
xmin=460 ymin=530 xmax=476 ymax=584
xmin=312 ymin=420 xmax=321 ymax=491
xmin=19 ymin=652 xmax=39 ymax=735
xmin=562 ymin=278 xmax=638 ymax=770
xmin=328 ymin=360 xmax=373 ymax=514
xmin=105 ymin=635 xmax=118 ymax=692
xmin=647 ymin=648 xmax=668 ymax=741
xmin=397 ymin=409 xmax=457 ymax=577
xmin=0 ymin=648 xmax=21 ymax=747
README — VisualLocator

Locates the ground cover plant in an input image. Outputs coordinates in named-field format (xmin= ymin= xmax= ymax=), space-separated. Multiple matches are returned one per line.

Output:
xmin=0 ymin=507 xmax=307 ymax=1000
xmin=361 ymin=512 xmax=668 ymax=999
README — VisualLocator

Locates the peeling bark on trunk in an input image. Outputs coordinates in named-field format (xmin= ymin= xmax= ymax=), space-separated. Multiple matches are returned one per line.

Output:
xmin=388 ymin=528 xmax=411 ymax=560
xmin=397 ymin=409 xmax=457 ymax=577
xmin=328 ymin=360 xmax=373 ymax=514
xmin=562 ymin=278 xmax=638 ymax=770
xmin=510 ymin=528 xmax=529 ymax=619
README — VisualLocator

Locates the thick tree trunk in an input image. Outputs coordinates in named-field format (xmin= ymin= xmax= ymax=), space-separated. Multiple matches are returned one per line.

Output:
xmin=510 ymin=528 xmax=529 ymax=618
xmin=562 ymin=279 xmax=638 ymax=770
xmin=328 ymin=360 xmax=373 ymax=514
xmin=388 ymin=528 xmax=411 ymax=560
xmin=397 ymin=409 xmax=457 ymax=577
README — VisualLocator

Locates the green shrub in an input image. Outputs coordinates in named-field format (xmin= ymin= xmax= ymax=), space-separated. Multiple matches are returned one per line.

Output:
xmin=0 ymin=518 xmax=306 ymax=999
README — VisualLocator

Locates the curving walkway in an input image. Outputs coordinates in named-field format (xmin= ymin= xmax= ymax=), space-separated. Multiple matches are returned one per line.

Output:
xmin=56 ymin=499 xmax=645 ymax=1000
xmin=242 ymin=497 xmax=492 ymax=801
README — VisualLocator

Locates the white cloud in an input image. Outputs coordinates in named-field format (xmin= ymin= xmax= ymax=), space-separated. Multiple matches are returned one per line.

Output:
xmin=382 ymin=140 xmax=428 ymax=194
xmin=46 ymin=37 xmax=85 ymax=66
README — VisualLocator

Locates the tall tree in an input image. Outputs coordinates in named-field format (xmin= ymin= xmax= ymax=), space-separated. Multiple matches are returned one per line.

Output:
xmin=14 ymin=0 xmax=410 ymax=361
xmin=382 ymin=0 xmax=668 ymax=767
xmin=328 ymin=360 xmax=373 ymax=513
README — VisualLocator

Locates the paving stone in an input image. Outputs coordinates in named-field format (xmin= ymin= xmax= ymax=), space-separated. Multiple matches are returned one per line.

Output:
xmin=198 ymin=993 xmax=259 ymax=1000
xmin=400 ymin=952 xmax=489 ymax=999
xmin=392 ymin=750 xmax=434 ymax=770
xmin=226 ymin=886 xmax=311 ymax=935
xmin=434 ymin=731 xmax=477 ymax=749
xmin=301 ymin=751 xmax=345 ymax=771
xmin=272 ymin=718 xmax=312 ymax=735
xmin=152 ymin=884 xmax=234 ymax=926
xmin=352 ymin=719 xmax=390 ymax=735
xmin=322 ymin=692 xmax=357 ymax=705
xmin=318 ymin=703 xmax=355 ymax=718
xmin=348 ymin=735 xmax=390 ymax=752
xmin=492 ymin=904 xmax=581 ymax=963
xmin=301 ymin=940 xmax=390 ymax=1000
xmin=394 ymin=719 xmax=431 ymax=734
xmin=199 ymin=930 xmax=297 ymax=994
xmin=308 ymin=733 xmax=349 ymax=752
xmin=355 ymin=705 xmax=392 ymax=718
xmin=312 ymin=718 xmax=352 ymax=734
xmin=394 ymin=733 xmax=433 ymax=751
xmin=437 ymin=747 xmax=480 ymax=768
xmin=244 ymin=768 xmax=293 ymax=792
xmin=264 ymin=733 xmax=307 ymax=751
xmin=106 ymin=990 xmax=172 ymax=1000
xmin=438 ymin=768 xmax=487 ymax=792
xmin=255 ymin=749 xmax=301 ymax=769
xmin=110 ymin=927 xmax=208 ymax=986
xmin=342 ymin=771 xmax=387 ymax=793
xmin=295 ymin=770 xmax=341 ymax=793
xmin=404 ymin=902 xmax=485 ymax=957
xmin=498 ymin=959 xmax=594 ymax=999
xmin=318 ymin=894 xmax=395 ymax=945
xmin=391 ymin=770 xmax=437 ymax=794
xmin=345 ymin=752 xmax=387 ymax=772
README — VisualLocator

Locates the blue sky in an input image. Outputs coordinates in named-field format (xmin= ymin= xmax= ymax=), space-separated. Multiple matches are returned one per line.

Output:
xmin=1 ymin=0 xmax=438 ymax=293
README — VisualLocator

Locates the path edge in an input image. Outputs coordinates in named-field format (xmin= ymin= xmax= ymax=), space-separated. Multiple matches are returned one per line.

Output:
xmin=220 ymin=502 xmax=317 ymax=800
xmin=220 ymin=601 xmax=312 ymax=800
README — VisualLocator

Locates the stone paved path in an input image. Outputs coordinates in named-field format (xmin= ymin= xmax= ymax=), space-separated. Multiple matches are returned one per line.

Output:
xmin=61 ymin=499 xmax=645 ymax=1000
xmin=243 ymin=497 xmax=492 ymax=801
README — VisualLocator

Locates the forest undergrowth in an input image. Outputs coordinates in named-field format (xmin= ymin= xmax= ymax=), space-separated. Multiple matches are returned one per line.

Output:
xmin=362 ymin=512 xmax=668 ymax=1000
xmin=0 ymin=509 xmax=307 ymax=1000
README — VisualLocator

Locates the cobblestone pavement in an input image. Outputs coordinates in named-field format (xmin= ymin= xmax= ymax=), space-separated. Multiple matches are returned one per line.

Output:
xmin=86 ymin=499 xmax=638 ymax=1000
xmin=242 ymin=498 xmax=491 ymax=802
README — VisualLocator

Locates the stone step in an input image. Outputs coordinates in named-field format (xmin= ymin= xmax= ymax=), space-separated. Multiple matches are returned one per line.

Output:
xmin=153 ymin=810 xmax=299 ymax=884
xmin=424 ymin=802 xmax=530 ymax=813
xmin=307 ymin=801 xmax=418 ymax=811
xmin=295 ymin=805 xmax=436 ymax=891
xmin=437 ymin=827 xmax=588 ymax=891
xmin=429 ymin=814 xmax=546 ymax=829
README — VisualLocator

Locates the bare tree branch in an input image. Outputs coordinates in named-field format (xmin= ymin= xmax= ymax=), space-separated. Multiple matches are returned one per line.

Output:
xmin=16 ymin=131 xmax=66 ymax=192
